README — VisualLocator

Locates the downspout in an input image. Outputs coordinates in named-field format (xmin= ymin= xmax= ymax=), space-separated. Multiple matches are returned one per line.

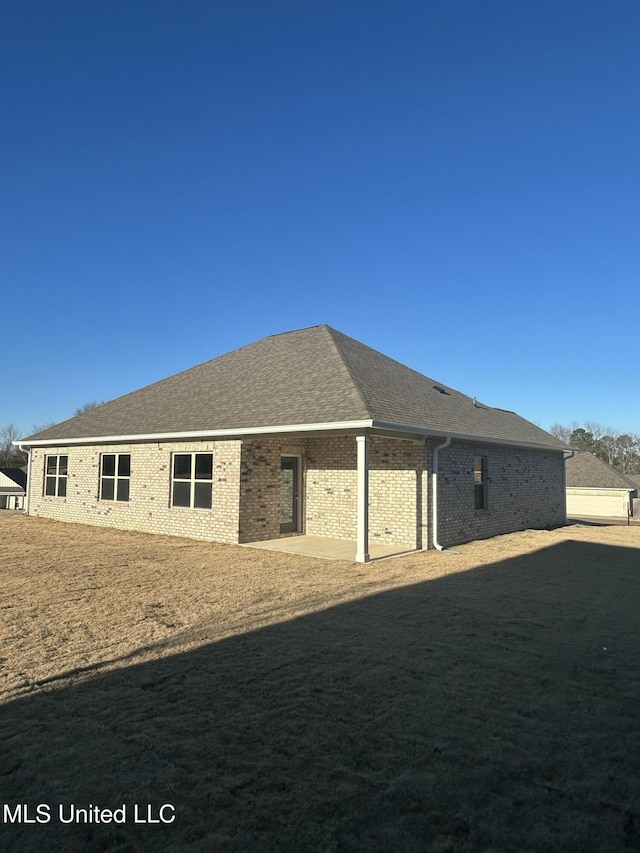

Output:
xmin=432 ymin=436 xmax=453 ymax=552
xmin=562 ymin=451 xmax=575 ymax=524
xmin=16 ymin=443 xmax=31 ymax=514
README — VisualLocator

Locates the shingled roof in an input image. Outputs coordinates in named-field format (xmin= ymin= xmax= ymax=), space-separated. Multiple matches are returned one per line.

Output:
xmin=565 ymin=451 xmax=639 ymax=490
xmin=0 ymin=468 xmax=27 ymax=492
xmin=21 ymin=325 xmax=567 ymax=451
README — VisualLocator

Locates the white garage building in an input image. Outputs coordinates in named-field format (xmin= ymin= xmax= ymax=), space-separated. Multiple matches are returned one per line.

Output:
xmin=0 ymin=468 xmax=26 ymax=510
xmin=566 ymin=451 xmax=638 ymax=519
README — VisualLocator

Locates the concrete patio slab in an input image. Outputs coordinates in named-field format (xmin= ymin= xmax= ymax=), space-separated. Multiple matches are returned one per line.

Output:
xmin=240 ymin=534 xmax=417 ymax=562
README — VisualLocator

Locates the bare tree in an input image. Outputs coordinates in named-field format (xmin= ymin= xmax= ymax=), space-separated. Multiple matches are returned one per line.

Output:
xmin=627 ymin=434 xmax=640 ymax=474
xmin=616 ymin=434 xmax=637 ymax=474
xmin=0 ymin=424 xmax=25 ymax=467
xmin=549 ymin=423 xmax=572 ymax=443
xmin=584 ymin=421 xmax=608 ymax=441
xmin=599 ymin=432 xmax=620 ymax=466
xmin=31 ymin=421 xmax=56 ymax=434
xmin=74 ymin=401 xmax=104 ymax=416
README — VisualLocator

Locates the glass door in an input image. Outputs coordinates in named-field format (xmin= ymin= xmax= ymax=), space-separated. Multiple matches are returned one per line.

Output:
xmin=280 ymin=456 xmax=299 ymax=534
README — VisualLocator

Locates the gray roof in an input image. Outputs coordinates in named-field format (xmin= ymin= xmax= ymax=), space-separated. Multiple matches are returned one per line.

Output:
xmin=22 ymin=325 xmax=567 ymax=451
xmin=0 ymin=468 xmax=26 ymax=490
xmin=565 ymin=452 xmax=638 ymax=490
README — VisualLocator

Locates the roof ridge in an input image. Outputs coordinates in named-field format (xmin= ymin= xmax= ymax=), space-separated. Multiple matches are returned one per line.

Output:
xmin=322 ymin=327 xmax=373 ymax=418
xmin=263 ymin=324 xmax=326 ymax=340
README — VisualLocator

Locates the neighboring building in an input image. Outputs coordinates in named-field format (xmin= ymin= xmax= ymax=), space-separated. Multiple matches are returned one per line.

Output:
xmin=0 ymin=468 xmax=27 ymax=510
xmin=628 ymin=475 xmax=640 ymax=518
xmin=16 ymin=326 xmax=568 ymax=561
xmin=627 ymin=474 xmax=640 ymax=490
xmin=565 ymin=451 xmax=638 ymax=518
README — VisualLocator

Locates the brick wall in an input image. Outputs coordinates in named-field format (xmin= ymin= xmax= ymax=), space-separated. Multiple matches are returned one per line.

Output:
xmin=158 ymin=434 xmax=427 ymax=548
xmin=28 ymin=440 xmax=242 ymax=543
xmin=26 ymin=435 xmax=565 ymax=551
xmin=432 ymin=439 xmax=565 ymax=548
xmin=239 ymin=439 xmax=305 ymax=542
xmin=304 ymin=436 xmax=356 ymax=541
xmin=305 ymin=435 xmax=426 ymax=547
xmin=370 ymin=438 xmax=428 ymax=548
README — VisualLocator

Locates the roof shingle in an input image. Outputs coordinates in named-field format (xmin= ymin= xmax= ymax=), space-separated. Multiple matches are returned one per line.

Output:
xmin=565 ymin=451 xmax=639 ymax=490
xmin=22 ymin=325 xmax=567 ymax=451
xmin=0 ymin=468 xmax=27 ymax=490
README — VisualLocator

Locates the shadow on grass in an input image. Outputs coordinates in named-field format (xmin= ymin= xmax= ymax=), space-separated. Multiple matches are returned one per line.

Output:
xmin=3 ymin=540 xmax=640 ymax=852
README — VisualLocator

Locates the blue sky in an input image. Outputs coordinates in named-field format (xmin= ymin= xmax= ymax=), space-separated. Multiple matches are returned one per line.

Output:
xmin=3 ymin=0 xmax=639 ymax=438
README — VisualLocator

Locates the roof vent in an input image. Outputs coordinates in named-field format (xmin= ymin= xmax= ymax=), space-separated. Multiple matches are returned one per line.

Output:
xmin=433 ymin=385 xmax=449 ymax=395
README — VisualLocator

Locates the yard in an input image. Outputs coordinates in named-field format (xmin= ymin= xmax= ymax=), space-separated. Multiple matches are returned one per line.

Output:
xmin=2 ymin=513 xmax=640 ymax=852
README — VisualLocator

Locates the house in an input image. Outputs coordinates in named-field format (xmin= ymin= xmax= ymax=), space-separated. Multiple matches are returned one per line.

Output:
xmin=628 ymin=475 xmax=640 ymax=518
xmin=16 ymin=325 xmax=568 ymax=561
xmin=0 ymin=468 xmax=27 ymax=510
xmin=565 ymin=451 xmax=638 ymax=519
xmin=627 ymin=474 xmax=640 ymax=491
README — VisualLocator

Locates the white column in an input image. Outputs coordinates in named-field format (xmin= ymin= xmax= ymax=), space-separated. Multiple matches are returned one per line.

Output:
xmin=356 ymin=434 xmax=370 ymax=563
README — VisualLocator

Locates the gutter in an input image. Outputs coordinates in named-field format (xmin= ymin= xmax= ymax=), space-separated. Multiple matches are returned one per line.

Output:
xmin=372 ymin=420 xmax=567 ymax=454
xmin=15 ymin=419 xmax=376 ymax=448
xmin=562 ymin=450 xmax=576 ymax=524
xmin=15 ymin=443 xmax=31 ymax=515
xmin=16 ymin=418 xmax=567 ymax=455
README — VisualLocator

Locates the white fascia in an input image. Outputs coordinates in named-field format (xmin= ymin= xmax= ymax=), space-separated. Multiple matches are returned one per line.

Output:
xmin=15 ymin=420 xmax=375 ymax=448
xmin=15 ymin=418 xmax=566 ymax=453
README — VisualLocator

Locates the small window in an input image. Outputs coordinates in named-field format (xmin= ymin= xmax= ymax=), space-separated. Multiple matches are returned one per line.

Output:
xmin=171 ymin=452 xmax=213 ymax=509
xmin=45 ymin=455 xmax=68 ymax=498
xmin=474 ymin=456 xmax=487 ymax=510
xmin=100 ymin=453 xmax=131 ymax=502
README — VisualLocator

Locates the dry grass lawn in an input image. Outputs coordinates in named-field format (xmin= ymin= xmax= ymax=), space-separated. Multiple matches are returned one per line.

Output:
xmin=2 ymin=513 xmax=640 ymax=852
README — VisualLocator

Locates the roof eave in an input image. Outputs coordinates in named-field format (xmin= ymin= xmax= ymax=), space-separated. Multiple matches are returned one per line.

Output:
xmin=15 ymin=420 xmax=376 ymax=447
xmin=370 ymin=420 xmax=568 ymax=453
xmin=16 ymin=418 xmax=566 ymax=453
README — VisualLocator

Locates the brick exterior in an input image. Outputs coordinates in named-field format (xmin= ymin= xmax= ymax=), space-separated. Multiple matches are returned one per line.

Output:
xmin=26 ymin=435 xmax=565 ymax=551
xmin=238 ymin=436 xmax=423 ymax=547
xmin=305 ymin=436 xmax=428 ymax=547
xmin=432 ymin=440 xmax=565 ymax=548
xmin=239 ymin=440 xmax=306 ymax=543
xmin=304 ymin=436 xmax=356 ymax=541
xmin=28 ymin=441 xmax=242 ymax=544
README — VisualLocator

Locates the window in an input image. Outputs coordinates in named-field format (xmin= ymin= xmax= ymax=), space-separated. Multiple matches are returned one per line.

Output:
xmin=45 ymin=455 xmax=68 ymax=497
xmin=171 ymin=453 xmax=213 ymax=509
xmin=100 ymin=453 xmax=131 ymax=502
xmin=474 ymin=456 xmax=487 ymax=510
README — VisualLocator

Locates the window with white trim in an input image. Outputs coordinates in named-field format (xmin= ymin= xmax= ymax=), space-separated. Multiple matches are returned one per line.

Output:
xmin=171 ymin=453 xmax=213 ymax=509
xmin=100 ymin=453 xmax=131 ymax=502
xmin=45 ymin=455 xmax=68 ymax=497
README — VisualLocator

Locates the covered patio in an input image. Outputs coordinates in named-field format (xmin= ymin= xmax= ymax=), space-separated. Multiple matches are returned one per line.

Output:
xmin=242 ymin=533 xmax=417 ymax=562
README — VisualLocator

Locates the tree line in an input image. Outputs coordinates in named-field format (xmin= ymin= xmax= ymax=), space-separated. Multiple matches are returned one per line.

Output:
xmin=549 ymin=422 xmax=640 ymax=475
xmin=0 ymin=403 xmax=103 ymax=467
